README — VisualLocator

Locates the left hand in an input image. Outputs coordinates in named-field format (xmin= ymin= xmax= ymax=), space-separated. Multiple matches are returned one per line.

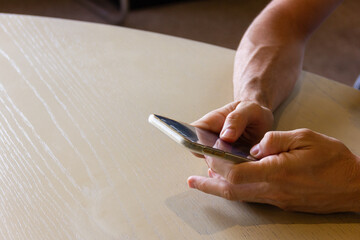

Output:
xmin=192 ymin=100 xmax=273 ymax=145
xmin=187 ymin=129 xmax=360 ymax=213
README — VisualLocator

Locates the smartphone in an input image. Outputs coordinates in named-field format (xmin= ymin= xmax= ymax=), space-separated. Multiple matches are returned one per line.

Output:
xmin=148 ymin=114 xmax=257 ymax=163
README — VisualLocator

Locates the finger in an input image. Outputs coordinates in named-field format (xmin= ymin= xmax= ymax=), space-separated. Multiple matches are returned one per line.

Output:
xmin=219 ymin=101 xmax=273 ymax=143
xmin=208 ymin=168 xmax=225 ymax=180
xmin=187 ymin=176 xmax=271 ymax=202
xmin=219 ymin=103 xmax=249 ymax=142
xmin=204 ymin=155 xmax=234 ymax=178
xmin=204 ymin=150 xmax=285 ymax=184
xmin=187 ymin=175 xmax=239 ymax=200
xmin=191 ymin=102 xmax=240 ymax=133
xmin=224 ymin=159 xmax=283 ymax=184
xmin=250 ymin=129 xmax=313 ymax=158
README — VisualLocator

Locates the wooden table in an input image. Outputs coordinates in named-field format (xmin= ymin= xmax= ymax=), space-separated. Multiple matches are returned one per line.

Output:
xmin=0 ymin=14 xmax=359 ymax=239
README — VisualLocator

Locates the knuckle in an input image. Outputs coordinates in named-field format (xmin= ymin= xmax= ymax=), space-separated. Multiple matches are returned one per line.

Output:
xmin=295 ymin=128 xmax=314 ymax=140
xmin=196 ymin=179 xmax=208 ymax=192
xmin=263 ymin=131 xmax=277 ymax=144
xmin=246 ymin=101 xmax=260 ymax=110
xmin=222 ymin=185 xmax=236 ymax=201
xmin=223 ymin=102 xmax=239 ymax=114
xmin=261 ymin=157 xmax=280 ymax=182
xmin=268 ymin=192 xmax=294 ymax=211
xmin=237 ymin=100 xmax=258 ymax=109
xmin=226 ymin=111 xmax=241 ymax=123
xmin=226 ymin=168 xmax=243 ymax=184
xmin=273 ymin=159 xmax=289 ymax=181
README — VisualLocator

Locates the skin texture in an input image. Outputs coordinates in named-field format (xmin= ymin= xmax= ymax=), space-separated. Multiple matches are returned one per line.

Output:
xmin=188 ymin=0 xmax=360 ymax=213
xmin=193 ymin=101 xmax=273 ymax=145
xmin=233 ymin=0 xmax=344 ymax=112
xmin=188 ymin=129 xmax=360 ymax=213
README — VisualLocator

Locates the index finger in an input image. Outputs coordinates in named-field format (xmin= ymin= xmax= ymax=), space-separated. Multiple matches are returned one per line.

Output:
xmin=207 ymin=155 xmax=282 ymax=184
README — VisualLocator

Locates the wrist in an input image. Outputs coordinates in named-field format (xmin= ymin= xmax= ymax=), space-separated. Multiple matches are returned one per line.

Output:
xmin=233 ymin=38 xmax=305 ymax=112
xmin=233 ymin=88 xmax=272 ymax=111
xmin=232 ymin=40 xmax=275 ymax=110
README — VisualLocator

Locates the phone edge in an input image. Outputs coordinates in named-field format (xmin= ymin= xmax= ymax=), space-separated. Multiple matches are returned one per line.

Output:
xmin=148 ymin=114 xmax=204 ymax=155
xmin=148 ymin=114 xmax=254 ymax=164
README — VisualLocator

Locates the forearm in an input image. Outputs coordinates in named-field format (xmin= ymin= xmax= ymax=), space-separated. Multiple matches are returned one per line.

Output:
xmin=246 ymin=0 xmax=343 ymax=44
xmin=234 ymin=0 xmax=343 ymax=111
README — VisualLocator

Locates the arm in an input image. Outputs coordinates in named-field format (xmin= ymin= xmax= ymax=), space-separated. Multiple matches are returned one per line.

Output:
xmin=188 ymin=0 xmax=360 ymax=214
xmin=194 ymin=0 xmax=343 ymax=144
xmin=235 ymin=0 xmax=343 ymax=111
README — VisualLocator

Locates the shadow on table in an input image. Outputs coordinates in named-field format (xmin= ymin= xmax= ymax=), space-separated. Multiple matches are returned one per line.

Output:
xmin=165 ymin=191 xmax=360 ymax=235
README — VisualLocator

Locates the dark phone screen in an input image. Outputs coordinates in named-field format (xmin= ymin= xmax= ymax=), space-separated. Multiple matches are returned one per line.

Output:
xmin=155 ymin=115 xmax=253 ymax=159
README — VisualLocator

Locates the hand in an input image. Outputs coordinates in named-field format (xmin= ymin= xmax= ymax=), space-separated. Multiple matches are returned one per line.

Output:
xmin=187 ymin=129 xmax=360 ymax=213
xmin=192 ymin=101 xmax=273 ymax=145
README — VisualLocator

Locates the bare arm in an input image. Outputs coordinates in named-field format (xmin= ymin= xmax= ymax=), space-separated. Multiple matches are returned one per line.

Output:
xmin=235 ymin=0 xmax=344 ymax=111
xmin=194 ymin=0 xmax=344 ymax=144
xmin=188 ymin=0 xmax=360 ymax=214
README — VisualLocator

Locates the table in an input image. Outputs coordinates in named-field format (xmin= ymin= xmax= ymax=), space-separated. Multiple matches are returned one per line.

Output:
xmin=0 ymin=14 xmax=359 ymax=239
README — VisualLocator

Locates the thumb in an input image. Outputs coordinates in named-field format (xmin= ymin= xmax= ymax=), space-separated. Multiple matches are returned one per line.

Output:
xmin=250 ymin=130 xmax=299 ymax=158
xmin=219 ymin=101 xmax=273 ymax=143
xmin=219 ymin=106 xmax=248 ymax=143
xmin=192 ymin=101 xmax=240 ymax=133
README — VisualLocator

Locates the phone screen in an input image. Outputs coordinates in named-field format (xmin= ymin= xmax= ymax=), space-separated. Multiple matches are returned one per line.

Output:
xmin=155 ymin=115 xmax=253 ymax=159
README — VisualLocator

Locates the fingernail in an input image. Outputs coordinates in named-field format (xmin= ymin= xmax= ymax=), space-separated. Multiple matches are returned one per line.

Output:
xmin=250 ymin=144 xmax=260 ymax=157
xmin=208 ymin=168 xmax=213 ymax=177
xmin=187 ymin=178 xmax=196 ymax=188
xmin=221 ymin=128 xmax=236 ymax=139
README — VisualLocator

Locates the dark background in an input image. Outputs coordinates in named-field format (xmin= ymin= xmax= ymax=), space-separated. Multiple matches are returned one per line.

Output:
xmin=1 ymin=0 xmax=359 ymax=86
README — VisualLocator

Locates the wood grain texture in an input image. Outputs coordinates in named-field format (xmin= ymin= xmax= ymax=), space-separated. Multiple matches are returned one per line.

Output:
xmin=0 ymin=14 xmax=359 ymax=239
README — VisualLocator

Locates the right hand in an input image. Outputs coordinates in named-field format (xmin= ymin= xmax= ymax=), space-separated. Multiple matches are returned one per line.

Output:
xmin=188 ymin=129 xmax=360 ymax=213
xmin=192 ymin=100 xmax=273 ymax=145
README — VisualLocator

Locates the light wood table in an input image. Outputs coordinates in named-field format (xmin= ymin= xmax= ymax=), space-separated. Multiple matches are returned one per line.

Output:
xmin=0 ymin=14 xmax=359 ymax=239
